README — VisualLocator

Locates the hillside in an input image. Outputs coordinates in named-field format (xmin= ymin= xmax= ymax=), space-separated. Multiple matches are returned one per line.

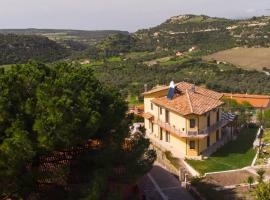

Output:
xmin=0 ymin=29 xmax=129 ymax=51
xmin=0 ymin=34 xmax=69 ymax=64
xmin=132 ymin=15 xmax=270 ymax=54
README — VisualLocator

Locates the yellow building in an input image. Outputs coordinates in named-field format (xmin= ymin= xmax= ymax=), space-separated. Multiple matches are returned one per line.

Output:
xmin=143 ymin=82 xmax=235 ymax=159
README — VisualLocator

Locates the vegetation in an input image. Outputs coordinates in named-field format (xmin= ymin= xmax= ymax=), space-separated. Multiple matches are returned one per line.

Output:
xmin=0 ymin=34 xmax=69 ymax=64
xmin=258 ymin=109 xmax=270 ymax=128
xmin=187 ymin=128 xmax=257 ymax=174
xmin=254 ymin=181 xmax=270 ymax=200
xmin=164 ymin=151 xmax=180 ymax=169
xmin=222 ymin=98 xmax=254 ymax=125
xmin=247 ymin=176 xmax=254 ymax=189
xmin=93 ymin=57 xmax=270 ymax=97
xmin=0 ymin=61 xmax=156 ymax=199
xmin=257 ymin=169 xmax=266 ymax=183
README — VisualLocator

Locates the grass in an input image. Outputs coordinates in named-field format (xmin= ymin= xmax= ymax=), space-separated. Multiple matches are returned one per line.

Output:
xmin=262 ymin=129 xmax=270 ymax=143
xmin=107 ymin=56 xmax=121 ymax=62
xmin=160 ymin=57 xmax=190 ymax=66
xmin=187 ymin=128 xmax=257 ymax=174
xmin=0 ymin=64 xmax=13 ymax=70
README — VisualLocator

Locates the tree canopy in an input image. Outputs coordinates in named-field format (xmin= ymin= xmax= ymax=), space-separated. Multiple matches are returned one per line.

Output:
xmin=0 ymin=62 xmax=155 ymax=199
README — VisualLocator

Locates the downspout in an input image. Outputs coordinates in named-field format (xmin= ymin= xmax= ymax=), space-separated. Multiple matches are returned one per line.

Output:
xmin=198 ymin=138 xmax=200 ymax=155
xmin=186 ymin=138 xmax=187 ymax=156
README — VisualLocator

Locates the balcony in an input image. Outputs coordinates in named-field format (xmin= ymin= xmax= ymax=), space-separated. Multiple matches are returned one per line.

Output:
xmin=153 ymin=117 xmax=232 ymax=138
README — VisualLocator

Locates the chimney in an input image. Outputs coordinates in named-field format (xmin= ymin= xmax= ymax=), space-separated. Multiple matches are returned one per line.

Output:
xmin=144 ymin=84 xmax=148 ymax=92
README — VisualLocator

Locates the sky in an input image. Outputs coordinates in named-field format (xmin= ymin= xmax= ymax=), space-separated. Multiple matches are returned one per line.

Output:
xmin=0 ymin=0 xmax=270 ymax=32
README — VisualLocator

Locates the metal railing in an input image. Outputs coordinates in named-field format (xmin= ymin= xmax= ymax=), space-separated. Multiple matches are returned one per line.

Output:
xmin=154 ymin=118 xmax=230 ymax=137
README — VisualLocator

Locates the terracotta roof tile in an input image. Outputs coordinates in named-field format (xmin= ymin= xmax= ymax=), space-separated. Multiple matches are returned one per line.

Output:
xmin=151 ymin=82 xmax=224 ymax=115
xmin=223 ymin=93 xmax=270 ymax=108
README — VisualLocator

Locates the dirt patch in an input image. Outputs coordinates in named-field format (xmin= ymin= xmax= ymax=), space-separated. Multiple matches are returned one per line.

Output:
xmin=204 ymin=170 xmax=257 ymax=187
xmin=204 ymin=48 xmax=270 ymax=71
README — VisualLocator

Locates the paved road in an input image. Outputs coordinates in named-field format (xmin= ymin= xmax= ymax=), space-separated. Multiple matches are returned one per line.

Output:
xmin=138 ymin=165 xmax=194 ymax=200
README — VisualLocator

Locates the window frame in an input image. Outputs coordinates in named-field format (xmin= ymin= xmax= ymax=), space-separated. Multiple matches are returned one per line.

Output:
xmin=207 ymin=114 xmax=211 ymax=127
xmin=159 ymin=107 xmax=162 ymax=115
xmin=165 ymin=131 xmax=170 ymax=143
xmin=159 ymin=128 xmax=163 ymax=140
xmin=189 ymin=140 xmax=196 ymax=150
xmin=190 ymin=119 xmax=196 ymax=129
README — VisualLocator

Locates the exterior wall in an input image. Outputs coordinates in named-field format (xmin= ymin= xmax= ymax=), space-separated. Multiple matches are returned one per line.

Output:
xmin=144 ymin=92 xmax=223 ymax=158
xmin=169 ymin=111 xmax=187 ymax=132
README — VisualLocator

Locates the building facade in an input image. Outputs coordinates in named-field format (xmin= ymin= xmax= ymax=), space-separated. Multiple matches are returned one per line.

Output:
xmin=143 ymin=82 xmax=234 ymax=159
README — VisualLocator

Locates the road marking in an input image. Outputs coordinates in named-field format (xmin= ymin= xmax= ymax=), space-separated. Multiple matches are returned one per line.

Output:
xmin=147 ymin=173 xmax=168 ymax=200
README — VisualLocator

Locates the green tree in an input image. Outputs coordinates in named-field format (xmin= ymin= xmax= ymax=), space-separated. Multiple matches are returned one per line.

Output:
xmin=0 ymin=61 xmax=155 ymax=199
xmin=247 ymin=176 xmax=254 ymax=189
xmin=222 ymin=99 xmax=254 ymax=125
xmin=258 ymin=109 xmax=270 ymax=128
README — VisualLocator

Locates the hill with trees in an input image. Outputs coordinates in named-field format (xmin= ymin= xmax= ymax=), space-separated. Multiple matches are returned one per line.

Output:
xmin=0 ymin=29 xmax=129 ymax=51
xmin=0 ymin=34 xmax=69 ymax=64
xmin=87 ymin=15 xmax=270 ymax=58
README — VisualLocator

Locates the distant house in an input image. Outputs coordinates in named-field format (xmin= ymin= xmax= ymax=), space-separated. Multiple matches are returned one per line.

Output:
xmin=143 ymin=82 xmax=236 ymax=159
xmin=176 ymin=52 xmax=184 ymax=57
xmin=189 ymin=46 xmax=197 ymax=52
xmin=223 ymin=93 xmax=270 ymax=110
xmin=80 ymin=59 xmax=90 ymax=65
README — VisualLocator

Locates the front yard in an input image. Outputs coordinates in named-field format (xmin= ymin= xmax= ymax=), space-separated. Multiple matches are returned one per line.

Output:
xmin=187 ymin=128 xmax=257 ymax=174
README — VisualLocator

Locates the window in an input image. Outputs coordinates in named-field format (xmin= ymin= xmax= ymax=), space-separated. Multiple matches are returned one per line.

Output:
xmin=150 ymin=122 xmax=153 ymax=133
xmin=190 ymin=119 xmax=196 ymax=128
xmin=166 ymin=131 xmax=170 ymax=142
xmin=217 ymin=109 xmax=220 ymax=122
xmin=189 ymin=141 xmax=195 ymax=149
xmin=160 ymin=128 xmax=163 ymax=140
xmin=216 ymin=130 xmax=220 ymax=141
xmin=207 ymin=114 xmax=211 ymax=127
xmin=165 ymin=110 xmax=169 ymax=123
xmin=159 ymin=107 xmax=162 ymax=115
xmin=151 ymin=103 xmax=153 ymax=110
xmin=207 ymin=136 xmax=210 ymax=147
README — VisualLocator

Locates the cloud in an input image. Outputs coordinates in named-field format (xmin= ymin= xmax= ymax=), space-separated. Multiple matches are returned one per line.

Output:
xmin=245 ymin=8 xmax=256 ymax=13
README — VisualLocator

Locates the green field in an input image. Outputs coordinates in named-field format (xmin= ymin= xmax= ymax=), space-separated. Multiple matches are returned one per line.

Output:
xmin=187 ymin=128 xmax=257 ymax=174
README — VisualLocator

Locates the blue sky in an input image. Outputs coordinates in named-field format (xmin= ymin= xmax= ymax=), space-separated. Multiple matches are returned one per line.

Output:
xmin=0 ymin=0 xmax=270 ymax=31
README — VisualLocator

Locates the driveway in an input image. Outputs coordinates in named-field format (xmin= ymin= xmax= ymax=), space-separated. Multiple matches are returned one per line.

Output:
xmin=138 ymin=165 xmax=194 ymax=200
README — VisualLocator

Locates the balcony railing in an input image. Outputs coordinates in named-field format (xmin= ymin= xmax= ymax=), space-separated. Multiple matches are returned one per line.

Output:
xmin=154 ymin=118 xmax=231 ymax=138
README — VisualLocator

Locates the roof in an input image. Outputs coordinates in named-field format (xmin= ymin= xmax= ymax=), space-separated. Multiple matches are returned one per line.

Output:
xmin=223 ymin=93 xmax=270 ymax=109
xmin=142 ymin=85 xmax=168 ymax=95
xmin=143 ymin=82 xmax=223 ymax=100
xmin=143 ymin=112 xmax=154 ymax=119
xmin=151 ymin=82 xmax=224 ymax=116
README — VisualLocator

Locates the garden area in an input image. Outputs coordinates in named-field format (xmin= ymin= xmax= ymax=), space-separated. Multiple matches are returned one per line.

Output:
xmin=187 ymin=128 xmax=257 ymax=174
xmin=255 ymin=129 xmax=270 ymax=165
